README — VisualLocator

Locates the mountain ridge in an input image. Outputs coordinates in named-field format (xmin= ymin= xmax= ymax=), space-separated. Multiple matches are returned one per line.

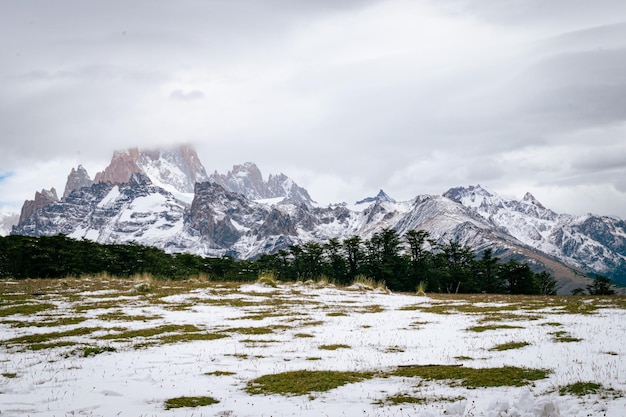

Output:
xmin=9 ymin=146 xmax=626 ymax=291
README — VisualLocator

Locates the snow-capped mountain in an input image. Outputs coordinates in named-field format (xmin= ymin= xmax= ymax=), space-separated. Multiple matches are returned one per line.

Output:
xmin=209 ymin=162 xmax=315 ymax=207
xmin=11 ymin=147 xmax=626 ymax=290
xmin=355 ymin=189 xmax=396 ymax=206
xmin=18 ymin=187 xmax=59 ymax=225
xmin=63 ymin=165 xmax=93 ymax=199
xmin=15 ymin=173 xmax=187 ymax=247
xmin=91 ymin=145 xmax=209 ymax=201
xmin=444 ymin=185 xmax=626 ymax=283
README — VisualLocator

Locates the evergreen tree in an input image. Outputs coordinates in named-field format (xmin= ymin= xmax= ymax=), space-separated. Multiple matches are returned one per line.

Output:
xmin=536 ymin=271 xmax=558 ymax=295
xmin=476 ymin=248 xmax=505 ymax=293
xmin=323 ymin=238 xmax=348 ymax=284
xmin=342 ymin=236 xmax=364 ymax=282
xmin=499 ymin=260 xmax=539 ymax=295
xmin=404 ymin=230 xmax=432 ymax=291
xmin=587 ymin=275 xmax=615 ymax=295
xmin=434 ymin=240 xmax=474 ymax=293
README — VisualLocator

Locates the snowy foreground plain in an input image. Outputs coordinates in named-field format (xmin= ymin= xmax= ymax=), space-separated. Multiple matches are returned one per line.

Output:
xmin=1 ymin=278 xmax=626 ymax=417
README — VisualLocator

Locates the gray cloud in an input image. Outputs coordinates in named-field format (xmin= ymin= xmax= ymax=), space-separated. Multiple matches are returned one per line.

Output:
xmin=170 ymin=89 xmax=205 ymax=101
xmin=1 ymin=0 xmax=626 ymax=218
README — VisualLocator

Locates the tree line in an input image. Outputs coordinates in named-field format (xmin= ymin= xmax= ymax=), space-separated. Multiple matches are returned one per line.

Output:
xmin=4 ymin=230 xmax=610 ymax=295
xmin=0 ymin=234 xmax=256 ymax=282
xmin=254 ymin=228 xmax=559 ymax=295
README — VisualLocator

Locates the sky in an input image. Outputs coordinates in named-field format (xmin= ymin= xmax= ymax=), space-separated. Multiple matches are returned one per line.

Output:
xmin=1 ymin=0 xmax=626 ymax=218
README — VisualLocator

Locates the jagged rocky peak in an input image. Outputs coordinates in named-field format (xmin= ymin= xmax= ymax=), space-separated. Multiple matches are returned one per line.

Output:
xmin=63 ymin=164 xmax=93 ymax=198
xmin=93 ymin=145 xmax=209 ymax=194
xmin=356 ymin=189 xmax=396 ymax=205
xmin=18 ymin=187 xmax=59 ymax=225
xmin=209 ymin=162 xmax=266 ymax=200
xmin=94 ymin=148 xmax=142 ymax=185
xmin=266 ymin=173 xmax=316 ymax=207
xmin=139 ymin=144 xmax=209 ymax=193
xmin=521 ymin=192 xmax=545 ymax=208
xmin=443 ymin=185 xmax=506 ymax=214
xmin=209 ymin=162 xmax=315 ymax=207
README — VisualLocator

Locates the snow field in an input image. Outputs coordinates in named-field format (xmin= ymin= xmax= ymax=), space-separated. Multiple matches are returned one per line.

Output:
xmin=1 ymin=280 xmax=625 ymax=416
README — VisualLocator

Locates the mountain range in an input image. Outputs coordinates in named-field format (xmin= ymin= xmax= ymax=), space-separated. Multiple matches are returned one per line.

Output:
xmin=8 ymin=145 xmax=626 ymax=293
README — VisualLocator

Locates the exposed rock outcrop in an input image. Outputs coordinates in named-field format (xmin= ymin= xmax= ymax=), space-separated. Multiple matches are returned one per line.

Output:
xmin=63 ymin=165 xmax=93 ymax=198
xmin=18 ymin=187 xmax=59 ymax=225
xmin=209 ymin=162 xmax=315 ymax=207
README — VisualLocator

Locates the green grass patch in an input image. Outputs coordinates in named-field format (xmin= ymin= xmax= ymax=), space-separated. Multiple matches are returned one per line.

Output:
xmin=299 ymin=320 xmax=325 ymax=327
xmin=385 ymin=346 xmax=405 ymax=353
xmin=239 ymin=311 xmax=288 ymax=321
xmin=559 ymin=381 xmax=602 ymax=396
xmin=489 ymin=341 xmax=530 ymax=351
xmin=97 ymin=311 xmax=162 ymax=322
xmin=549 ymin=331 xmax=582 ymax=343
xmin=28 ymin=341 xmax=78 ymax=351
xmin=467 ymin=324 xmax=523 ymax=332
xmin=3 ymin=327 xmax=100 ymax=347
xmin=205 ymin=371 xmax=235 ymax=376
xmin=1 ymin=316 xmax=87 ymax=328
xmin=358 ymin=305 xmax=385 ymax=313
xmin=223 ymin=326 xmax=276 ymax=335
xmin=401 ymin=302 xmax=519 ymax=315
xmin=0 ymin=303 xmax=57 ymax=317
xmin=158 ymin=332 xmax=228 ymax=345
xmin=241 ymin=338 xmax=279 ymax=344
xmin=164 ymin=396 xmax=219 ymax=410
xmin=246 ymin=370 xmax=374 ymax=396
xmin=294 ymin=333 xmax=314 ymax=338
xmin=385 ymin=393 xmax=466 ymax=405
xmin=2 ymin=372 xmax=17 ymax=378
xmin=80 ymin=346 xmax=117 ymax=357
xmin=554 ymin=336 xmax=582 ymax=343
xmin=319 ymin=344 xmax=350 ymax=350
xmin=74 ymin=300 xmax=123 ymax=312
xmin=391 ymin=365 xmax=549 ymax=388
xmin=326 ymin=311 xmax=348 ymax=317
xmin=556 ymin=381 xmax=623 ymax=399
xmin=100 ymin=324 xmax=203 ymax=340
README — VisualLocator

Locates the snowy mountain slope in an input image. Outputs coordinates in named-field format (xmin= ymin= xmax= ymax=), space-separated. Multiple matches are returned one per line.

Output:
xmin=444 ymin=185 xmax=626 ymax=284
xmin=11 ymin=147 xmax=626 ymax=287
xmin=13 ymin=174 xmax=186 ymax=247
xmin=90 ymin=145 xmax=208 ymax=201
xmin=209 ymin=162 xmax=315 ymax=207
xmin=12 ymin=171 xmax=590 ymax=289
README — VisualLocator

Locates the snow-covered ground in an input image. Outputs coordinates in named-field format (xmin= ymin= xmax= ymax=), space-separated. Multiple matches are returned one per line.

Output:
xmin=1 ymin=280 xmax=625 ymax=417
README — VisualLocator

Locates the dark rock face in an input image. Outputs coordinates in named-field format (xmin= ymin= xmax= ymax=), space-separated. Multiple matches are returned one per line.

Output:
xmin=444 ymin=185 xmax=626 ymax=284
xmin=356 ymin=189 xmax=396 ymax=205
xmin=13 ymin=174 xmax=186 ymax=245
xmin=10 ymin=149 xmax=626 ymax=288
xmin=209 ymin=162 xmax=267 ymax=200
xmin=574 ymin=216 xmax=626 ymax=255
xmin=266 ymin=173 xmax=316 ymax=207
xmin=63 ymin=165 xmax=93 ymax=199
xmin=185 ymin=182 xmax=303 ymax=254
xmin=258 ymin=208 xmax=296 ymax=236
xmin=93 ymin=145 xmax=209 ymax=193
xmin=18 ymin=188 xmax=59 ymax=225
xmin=94 ymin=148 xmax=142 ymax=185
xmin=185 ymin=182 xmax=248 ymax=245
xmin=209 ymin=162 xmax=315 ymax=207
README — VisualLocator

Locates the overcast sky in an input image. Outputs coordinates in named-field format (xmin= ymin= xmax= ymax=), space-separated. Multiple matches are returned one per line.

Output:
xmin=1 ymin=0 xmax=626 ymax=218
